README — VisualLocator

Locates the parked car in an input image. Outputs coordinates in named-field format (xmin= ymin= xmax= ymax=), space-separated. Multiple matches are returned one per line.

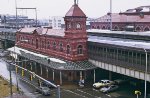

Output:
xmin=36 ymin=86 xmax=50 ymax=96
xmin=93 ymin=80 xmax=114 ymax=88
xmin=100 ymin=85 xmax=119 ymax=93
xmin=41 ymin=81 xmax=51 ymax=87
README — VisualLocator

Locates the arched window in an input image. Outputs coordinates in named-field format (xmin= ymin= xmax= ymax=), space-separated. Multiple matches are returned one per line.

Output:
xmin=47 ymin=41 xmax=50 ymax=49
xmin=20 ymin=36 xmax=22 ymax=41
xmin=92 ymin=26 xmax=95 ymax=29
xmin=102 ymin=26 xmax=106 ymax=29
xmin=32 ymin=39 xmax=34 ymax=45
xmin=28 ymin=38 xmax=30 ymax=44
xmin=77 ymin=45 xmax=83 ymax=54
xmin=42 ymin=41 xmax=44 ymax=48
xmin=136 ymin=27 xmax=141 ymax=31
xmin=60 ymin=43 xmax=63 ymax=52
xmin=144 ymin=27 xmax=150 ymax=31
xmin=67 ymin=45 xmax=70 ymax=54
xmin=53 ymin=42 xmax=56 ymax=50
xmin=36 ymin=39 xmax=38 ymax=49
xmin=68 ymin=23 xmax=71 ymax=29
xmin=76 ymin=23 xmax=81 ymax=29
xmin=114 ymin=26 xmax=119 ymax=30
xmin=97 ymin=26 xmax=100 ymax=29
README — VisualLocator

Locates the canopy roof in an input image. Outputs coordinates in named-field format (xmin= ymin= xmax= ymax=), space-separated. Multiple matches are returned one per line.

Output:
xmin=8 ymin=46 xmax=96 ymax=71
xmin=88 ymin=35 xmax=150 ymax=50
xmin=18 ymin=28 xmax=65 ymax=37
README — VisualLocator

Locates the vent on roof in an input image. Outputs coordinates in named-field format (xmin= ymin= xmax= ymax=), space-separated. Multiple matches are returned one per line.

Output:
xmin=48 ymin=59 xmax=51 ymax=64
xmin=139 ymin=13 xmax=144 ymax=18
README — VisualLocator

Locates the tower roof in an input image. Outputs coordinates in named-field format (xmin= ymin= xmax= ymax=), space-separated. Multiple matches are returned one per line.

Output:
xmin=65 ymin=4 xmax=86 ymax=17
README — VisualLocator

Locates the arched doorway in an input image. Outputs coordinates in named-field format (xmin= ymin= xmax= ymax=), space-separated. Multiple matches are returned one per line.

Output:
xmin=92 ymin=26 xmax=95 ymax=29
xmin=102 ymin=26 xmax=106 ymax=29
xmin=144 ymin=27 xmax=150 ymax=31
xmin=97 ymin=26 xmax=100 ymax=29
xmin=114 ymin=26 xmax=119 ymax=31
xmin=135 ymin=27 xmax=141 ymax=32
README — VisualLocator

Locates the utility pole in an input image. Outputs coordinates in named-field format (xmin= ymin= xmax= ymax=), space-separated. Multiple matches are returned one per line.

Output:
xmin=144 ymin=49 xmax=147 ymax=98
xmin=77 ymin=0 xmax=79 ymax=5
xmin=15 ymin=0 xmax=18 ymax=29
xmin=15 ymin=0 xmax=19 ymax=92
xmin=9 ymin=64 xmax=13 ymax=96
xmin=35 ymin=8 xmax=37 ymax=27
xmin=110 ymin=0 xmax=112 ymax=31
xmin=16 ymin=8 xmax=37 ymax=27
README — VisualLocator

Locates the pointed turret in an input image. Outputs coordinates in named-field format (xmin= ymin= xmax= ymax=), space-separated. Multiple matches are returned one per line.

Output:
xmin=65 ymin=1 xmax=86 ymax=17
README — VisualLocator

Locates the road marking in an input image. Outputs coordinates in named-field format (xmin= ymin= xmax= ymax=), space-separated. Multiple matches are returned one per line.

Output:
xmin=64 ymin=89 xmax=88 ymax=98
xmin=92 ymin=88 xmax=112 ymax=98
xmin=110 ymin=93 xmax=120 ymax=97
xmin=77 ymin=89 xmax=101 ymax=98
xmin=93 ymin=88 xmax=99 ymax=92
xmin=106 ymin=94 xmax=111 ymax=97
xmin=33 ymin=92 xmax=39 ymax=94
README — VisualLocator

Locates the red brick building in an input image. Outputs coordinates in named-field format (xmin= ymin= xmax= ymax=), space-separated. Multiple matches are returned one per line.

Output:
xmin=16 ymin=3 xmax=88 ymax=62
xmin=90 ymin=6 xmax=150 ymax=32
xmin=11 ymin=1 xmax=96 ymax=85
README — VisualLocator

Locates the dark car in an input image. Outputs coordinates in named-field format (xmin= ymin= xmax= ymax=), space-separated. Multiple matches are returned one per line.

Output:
xmin=36 ymin=86 xmax=50 ymax=96
xmin=41 ymin=81 xmax=55 ymax=88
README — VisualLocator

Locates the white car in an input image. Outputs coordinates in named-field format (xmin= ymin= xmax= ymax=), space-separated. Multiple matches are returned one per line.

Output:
xmin=100 ymin=85 xmax=119 ymax=93
xmin=93 ymin=80 xmax=114 ymax=88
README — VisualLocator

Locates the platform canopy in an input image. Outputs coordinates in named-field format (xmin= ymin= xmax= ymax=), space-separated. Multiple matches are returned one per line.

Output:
xmin=88 ymin=35 xmax=150 ymax=50
xmin=8 ymin=46 xmax=97 ymax=71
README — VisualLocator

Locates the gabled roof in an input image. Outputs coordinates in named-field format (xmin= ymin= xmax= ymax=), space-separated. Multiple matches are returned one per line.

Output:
xmin=46 ymin=29 xmax=65 ymax=37
xmin=65 ymin=4 xmax=86 ymax=17
xmin=95 ymin=13 xmax=150 ymax=23
xmin=18 ymin=27 xmax=65 ymax=37
xmin=18 ymin=27 xmax=42 ymax=34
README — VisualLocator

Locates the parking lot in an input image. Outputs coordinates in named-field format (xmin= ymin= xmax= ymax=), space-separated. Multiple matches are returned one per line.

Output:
xmin=39 ymin=85 xmax=142 ymax=98
xmin=30 ymin=80 xmax=148 ymax=98
xmin=17 ymin=71 xmax=150 ymax=98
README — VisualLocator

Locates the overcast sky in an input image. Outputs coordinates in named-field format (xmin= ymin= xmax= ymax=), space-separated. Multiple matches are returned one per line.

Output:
xmin=0 ymin=0 xmax=150 ymax=19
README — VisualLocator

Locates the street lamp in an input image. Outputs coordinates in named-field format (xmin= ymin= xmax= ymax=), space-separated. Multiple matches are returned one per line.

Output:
xmin=143 ymin=48 xmax=147 ymax=98
xmin=135 ymin=90 xmax=141 ymax=98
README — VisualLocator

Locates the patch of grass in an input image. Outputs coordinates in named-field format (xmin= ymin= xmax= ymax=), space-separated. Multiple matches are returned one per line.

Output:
xmin=0 ymin=77 xmax=18 ymax=98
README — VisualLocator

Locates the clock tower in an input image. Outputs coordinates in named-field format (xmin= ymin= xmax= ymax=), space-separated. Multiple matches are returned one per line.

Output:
xmin=64 ymin=0 xmax=88 ymax=61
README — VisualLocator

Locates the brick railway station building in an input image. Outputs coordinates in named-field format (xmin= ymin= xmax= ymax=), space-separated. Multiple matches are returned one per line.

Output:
xmin=7 ymin=1 xmax=150 ymax=91
xmin=90 ymin=6 xmax=150 ymax=32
